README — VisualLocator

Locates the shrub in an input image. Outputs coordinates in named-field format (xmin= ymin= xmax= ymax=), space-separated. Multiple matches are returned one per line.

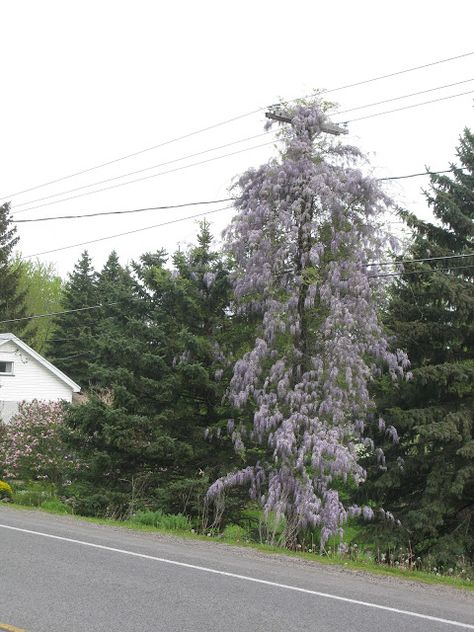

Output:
xmin=63 ymin=483 xmax=136 ymax=519
xmin=40 ymin=499 xmax=72 ymax=514
xmin=12 ymin=481 xmax=56 ymax=506
xmin=0 ymin=479 xmax=13 ymax=500
xmin=222 ymin=524 xmax=248 ymax=541
xmin=14 ymin=489 xmax=49 ymax=506
xmin=257 ymin=511 xmax=287 ymax=546
xmin=131 ymin=510 xmax=191 ymax=531
xmin=1 ymin=400 xmax=78 ymax=485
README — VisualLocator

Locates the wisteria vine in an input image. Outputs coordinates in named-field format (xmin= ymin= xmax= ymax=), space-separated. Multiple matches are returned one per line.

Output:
xmin=208 ymin=102 xmax=409 ymax=547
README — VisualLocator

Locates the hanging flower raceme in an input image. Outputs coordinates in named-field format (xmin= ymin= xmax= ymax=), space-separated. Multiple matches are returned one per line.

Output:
xmin=208 ymin=101 xmax=408 ymax=547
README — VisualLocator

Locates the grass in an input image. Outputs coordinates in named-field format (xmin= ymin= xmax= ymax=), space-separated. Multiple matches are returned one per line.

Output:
xmin=4 ymin=501 xmax=473 ymax=592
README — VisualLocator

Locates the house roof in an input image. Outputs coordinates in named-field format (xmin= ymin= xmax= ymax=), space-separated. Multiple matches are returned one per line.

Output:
xmin=0 ymin=333 xmax=81 ymax=393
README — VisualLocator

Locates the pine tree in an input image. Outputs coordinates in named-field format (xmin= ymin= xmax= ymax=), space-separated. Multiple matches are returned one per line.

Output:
xmin=0 ymin=203 xmax=26 ymax=334
xmin=48 ymin=250 xmax=98 ymax=386
xmin=363 ymin=128 xmax=474 ymax=564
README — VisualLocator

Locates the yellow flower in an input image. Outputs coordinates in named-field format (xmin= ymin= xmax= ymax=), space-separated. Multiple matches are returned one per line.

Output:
xmin=0 ymin=479 xmax=13 ymax=499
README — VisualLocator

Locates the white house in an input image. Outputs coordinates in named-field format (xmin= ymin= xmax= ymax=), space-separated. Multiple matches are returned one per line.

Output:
xmin=0 ymin=333 xmax=81 ymax=423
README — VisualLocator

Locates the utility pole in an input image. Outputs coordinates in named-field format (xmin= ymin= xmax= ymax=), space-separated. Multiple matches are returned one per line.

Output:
xmin=264 ymin=104 xmax=347 ymax=380
xmin=265 ymin=107 xmax=348 ymax=136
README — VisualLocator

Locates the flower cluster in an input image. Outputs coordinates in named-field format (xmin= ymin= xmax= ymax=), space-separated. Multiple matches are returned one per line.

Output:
xmin=208 ymin=101 xmax=408 ymax=546
xmin=0 ymin=479 xmax=13 ymax=499
xmin=0 ymin=400 xmax=78 ymax=484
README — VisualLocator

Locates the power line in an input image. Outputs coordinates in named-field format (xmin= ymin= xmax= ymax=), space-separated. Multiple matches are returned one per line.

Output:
xmin=12 ymin=132 xmax=270 ymax=212
xmin=13 ymin=140 xmax=277 ymax=215
xmin=22 ymin=205 xmax=235 ymax=258
xmin=16 ymin=93 xmax=473 ymax=216
xmin=372 ymin=264 xmax=474 ymax=278
xmin=14 ymin=198 xmax=234 ymax=223
xmin=335 ymin=78 xmax=474 ymax=115
xmin=15 ymin=79 xmax=473 ymax=215
xmin=14 ymin=168 xmax=462 ymax=224
xmin=304 ymin=51 xmax=474 ymax=98
xmin=342 ymin=89 xmax=474 ymax=123
xmin=366 ymin=251 xmax=474 ymax=267
xmin=378 ymin=169 xmax=456 ymax=181
xmin=0 ymin=302 xmax=119 ymax=325
xmin=21 ymin=189 xmax=474 ymax=269
xmin=3 ymin=51 xmax=472 ymax=204
xmin=0 ymin=109 xmax=263 ymax=202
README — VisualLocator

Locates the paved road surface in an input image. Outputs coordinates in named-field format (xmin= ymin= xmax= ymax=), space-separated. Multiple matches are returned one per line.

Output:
xmin=0 ymin=507 xmax=472 ymax=631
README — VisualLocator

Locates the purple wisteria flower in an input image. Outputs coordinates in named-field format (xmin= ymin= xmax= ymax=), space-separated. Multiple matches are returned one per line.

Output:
xmin=207 ymin=101 xmax=407 ymax=547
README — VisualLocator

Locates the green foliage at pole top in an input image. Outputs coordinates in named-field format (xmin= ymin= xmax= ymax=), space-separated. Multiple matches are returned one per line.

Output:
xmin=0 ymin=202 xmax=27 ymax=335
xmin=363 ymin=128 xmax=474 ymax=565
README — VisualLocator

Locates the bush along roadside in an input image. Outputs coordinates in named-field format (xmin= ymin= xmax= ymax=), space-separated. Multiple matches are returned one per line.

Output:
xmin=0 ymin=479 xmax=13 ymax=501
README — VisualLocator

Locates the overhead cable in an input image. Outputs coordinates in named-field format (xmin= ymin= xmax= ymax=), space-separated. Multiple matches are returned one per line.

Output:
xmin=3 ymin=50 xmax=472 ymax=202
xmin=335 ymin=78 xmax=474 ymax=115
xmin=22 ymin=205 xmax=235 ymax=258
xmin=12 ymin=132 xmax=270 ymax=212
xmin=0 ymin=110 xmax=262 ymax=202
xmin=372 ymin=264 xmax=474 ymax=278
xmin=13 ymin=140 xmax=277 ymax=215
xmin=378 ymin=169 xmax=456 ymax=181
xmin=342 ymin=89 xmax=474 ymax=123
xmin=14 ymin=78 xmax=473 ymax=214
xmin=14 ymin=168 xmax=463 ymax=224
xmin=301 ymin=51 xmax=474 ymax=99
xmin=15 ymin=198 xmax=234 ymax=223
xmin=0 ymin=302 xmax=119 ymax=325
xmin=15 ymin=92 xmax=473 ymax=215
xmin=366 ymin=251 xmax=474 ymax=267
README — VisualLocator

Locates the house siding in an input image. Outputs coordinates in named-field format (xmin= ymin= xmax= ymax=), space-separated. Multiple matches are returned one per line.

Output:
xmin=0 ymin=340 xmax=74 ymax=422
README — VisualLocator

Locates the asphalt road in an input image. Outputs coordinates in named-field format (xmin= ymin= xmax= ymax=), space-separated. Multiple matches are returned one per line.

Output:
xmin=0 ymin=507 xmax=472 ymax=632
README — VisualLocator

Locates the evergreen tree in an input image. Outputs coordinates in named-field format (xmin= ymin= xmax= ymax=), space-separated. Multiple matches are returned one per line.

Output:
xmin=63 ymin=248 xmax=182 ymax=517
xmin=88 ymin=250 xmax=137 ymax=387
xmin=63 ymin=232 xmax=243 ymax=520
xmin=363 ymin=129 xmax=474 ymax=564
xmin=150 ymin=222 xmax=239 ymax=516
xmin=0 ymin=203 xmax=26 ymax=335
xmin=48 ymin=250 xmax=98 ymax=386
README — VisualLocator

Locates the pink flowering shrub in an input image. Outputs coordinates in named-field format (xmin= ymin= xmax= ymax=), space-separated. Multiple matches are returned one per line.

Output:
xmin=0 ymin=400 xmax=78 ymax=485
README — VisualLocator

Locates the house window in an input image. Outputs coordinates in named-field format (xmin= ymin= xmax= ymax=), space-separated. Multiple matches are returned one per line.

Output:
xmin=0 ymin=361 xmax=14 ymax=374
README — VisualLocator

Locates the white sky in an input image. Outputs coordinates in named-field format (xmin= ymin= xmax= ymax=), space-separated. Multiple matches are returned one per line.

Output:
xmin=1 ymin=0 xmax=473 ymax=277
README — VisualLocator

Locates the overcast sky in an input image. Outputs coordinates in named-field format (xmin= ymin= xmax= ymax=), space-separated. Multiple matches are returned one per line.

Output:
xmin=1 ymin=0 xmax=473 ymax=277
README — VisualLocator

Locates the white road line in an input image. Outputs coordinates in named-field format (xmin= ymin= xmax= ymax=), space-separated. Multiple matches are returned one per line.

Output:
xmin=1 ymin=522 xmax=473 ymax=629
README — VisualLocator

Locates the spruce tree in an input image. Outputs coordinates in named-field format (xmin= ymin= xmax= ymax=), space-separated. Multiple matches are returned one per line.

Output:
xmin=363 ymin=128 xmax=474 ymax=564
xmin=0 ymin=203 xmax=26 ymax=334
xmin=154 ymin=222 xmax=239 ymax=516
xmin=49 ymin=250 xmax=98 ymax=386
xmin=63 ymin=233 xmax=241 ymax=520
xmin=88 ymin=250 xmax=137 ymax=387
xmin=63 ymin=248 xmax=196 ymax=518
